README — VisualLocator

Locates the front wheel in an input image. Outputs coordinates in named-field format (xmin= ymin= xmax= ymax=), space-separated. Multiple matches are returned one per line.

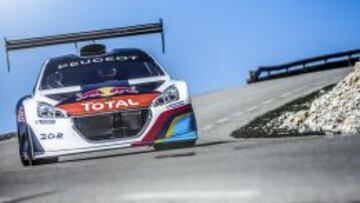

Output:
xmin=19 ymin=130 xmax=58 ymax=166
xmin=19 ymin=147 xmax=30 ymax=166
xmin=153 ymin=140 xmax=196 ymax=151
xmin=18 ymin=132 xmax=30 ymax=166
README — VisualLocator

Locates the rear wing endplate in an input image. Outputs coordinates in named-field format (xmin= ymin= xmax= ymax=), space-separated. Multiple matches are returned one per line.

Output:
xmin=4 ymin=18 xmax=166 ymax=72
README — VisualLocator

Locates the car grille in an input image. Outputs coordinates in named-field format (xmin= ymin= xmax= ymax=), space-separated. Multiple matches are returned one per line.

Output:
xmin=72 ymin=109 xmax=150 ymax=141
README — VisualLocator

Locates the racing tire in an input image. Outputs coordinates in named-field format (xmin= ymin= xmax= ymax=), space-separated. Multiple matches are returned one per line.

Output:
xmin=18 ymin=131 xmax=30 ymax=166
xmin=19 ymin=143 xmax=30 ymax=166
xmin=27 ymin=144 xmax=59 ymax=166
xmin=19 ymin=130 xmax=58 ymax=166
xmin=153 ymin=140 xmax=196 ymax=151
xmin=20 ymin=155 xmax=30 ymax=166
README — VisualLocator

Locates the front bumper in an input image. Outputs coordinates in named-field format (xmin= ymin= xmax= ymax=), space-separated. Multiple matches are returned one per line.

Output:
xmin=34 ymin=131 xmax=198 ymax=159
xmin=29 ymin=104 xmax=198 ymax=159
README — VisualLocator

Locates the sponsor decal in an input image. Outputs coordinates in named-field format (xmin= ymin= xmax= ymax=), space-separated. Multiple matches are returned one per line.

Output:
xmin=35 ymin=120 xmax=56 ymax=125
xmin=76 ymin=86 xmax=138 ymax=101
xmin=58 ymin=55 xmax=139 ymax=69
xmin=40 ymin=132 xmax=64 ymax=140
xmin=81 ymin=99 xmax=139 ymax=112
xmin=167 ymin=101 xmax=185 ymax=109
xmin=132 ymin=104 xmax=195 ymax=146
xmin=58 ymin=93 xmax=160 ymax=116
xmin=17 ymin=106 xmax=26 ymax=123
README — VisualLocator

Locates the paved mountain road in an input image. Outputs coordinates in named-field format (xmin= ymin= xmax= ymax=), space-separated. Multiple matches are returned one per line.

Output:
xmin=193 ymin=68 xmax=352 ymax=143
xmin=1 ymin=68 xmax=360 ymax=203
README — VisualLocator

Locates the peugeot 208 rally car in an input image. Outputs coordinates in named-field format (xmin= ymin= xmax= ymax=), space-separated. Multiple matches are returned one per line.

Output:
xmin=16 ymin=44 xmax=198 ymax=166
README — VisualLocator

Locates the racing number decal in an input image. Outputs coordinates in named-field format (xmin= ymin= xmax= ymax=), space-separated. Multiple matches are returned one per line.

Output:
xmin=40 ymin=133 xmax=64 ymax=140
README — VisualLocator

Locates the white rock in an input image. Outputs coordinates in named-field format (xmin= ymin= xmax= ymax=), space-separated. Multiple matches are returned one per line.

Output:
xmin=279 ymin=63 xmax=360 ymax=135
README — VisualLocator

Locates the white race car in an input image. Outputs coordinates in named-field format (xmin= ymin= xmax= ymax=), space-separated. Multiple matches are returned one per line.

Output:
xmin=16 ymin=44 xmax=198 ymax=166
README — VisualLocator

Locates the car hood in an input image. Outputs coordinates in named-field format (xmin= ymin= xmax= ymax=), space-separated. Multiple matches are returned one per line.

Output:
xmin=42 ymin=80 xmax=164 ymax=103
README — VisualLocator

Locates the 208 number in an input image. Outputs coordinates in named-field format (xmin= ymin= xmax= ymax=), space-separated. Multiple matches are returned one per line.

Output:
xmin=40 ymin=133 xmax=63 ymax=140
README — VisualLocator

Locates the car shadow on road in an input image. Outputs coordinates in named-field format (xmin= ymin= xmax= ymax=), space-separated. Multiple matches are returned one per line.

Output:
xmin=60 ymin=140 xmax=234 ymax=164
xmin=1 ymin=190 xmax=57 ymax=203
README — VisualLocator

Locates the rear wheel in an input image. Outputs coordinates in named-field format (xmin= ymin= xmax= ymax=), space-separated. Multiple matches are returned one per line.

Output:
xmin=153 ymin=140 xmax=196 ymax=151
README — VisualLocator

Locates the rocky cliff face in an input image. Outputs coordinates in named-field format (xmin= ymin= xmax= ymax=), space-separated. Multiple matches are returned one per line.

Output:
xmin=282 ymin=62 xmax=360 ymax=134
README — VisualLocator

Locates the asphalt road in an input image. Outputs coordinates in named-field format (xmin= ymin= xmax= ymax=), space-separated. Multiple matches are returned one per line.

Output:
xmin=1 ymin=68 xmax=360 ymax=203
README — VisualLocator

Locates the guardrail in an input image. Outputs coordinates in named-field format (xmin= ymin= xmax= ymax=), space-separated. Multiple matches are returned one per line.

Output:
xmin=247 ymin=49 xmax=360 ymax=83
xmin=0 ymin=132 xmax=15 ymax=141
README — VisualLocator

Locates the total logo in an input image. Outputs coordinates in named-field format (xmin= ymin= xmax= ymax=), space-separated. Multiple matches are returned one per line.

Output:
xmin=81 ymin=99 xmax=140 ymax=112
xmin=76 ymin=86 xmax=138 ymax=101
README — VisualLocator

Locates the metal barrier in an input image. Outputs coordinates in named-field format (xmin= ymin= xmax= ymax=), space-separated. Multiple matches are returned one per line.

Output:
xmin=247 ymin=49 xmax=360 ymax=83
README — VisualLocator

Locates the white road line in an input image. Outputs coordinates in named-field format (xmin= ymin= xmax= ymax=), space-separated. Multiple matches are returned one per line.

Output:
xmin=122 ymin=190 xmax=260 ymax=201
xmin=231 ymin=111 xmax=244 ymax=117
xmin=246 ymin=106 xmax=258 ymax=112
xmin=206 ymin=99 xmax=233 ymax=109
xmin=261 ymin=99 xmax=274 ymax=105
xmin=312 ymin=81 xmax=327 ymax=87
xmin=201 ymin=125 xmax=214 ymax=131
xmin=297 ymin=86 xmax=308 ymax=91
xmin=280 ymin=92 xmax=291 ymax=98
xmin=216 ymin=117 xmax=229 ymax=124
xmin=0 ymin=198 xmax=10 ymax=202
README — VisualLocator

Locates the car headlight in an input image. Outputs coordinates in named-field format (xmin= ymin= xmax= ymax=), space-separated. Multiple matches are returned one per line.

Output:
xmin=37 ymin=102 xmax=67 ymax=118
xmin=153 ymin=85 xmax=180 ymax=107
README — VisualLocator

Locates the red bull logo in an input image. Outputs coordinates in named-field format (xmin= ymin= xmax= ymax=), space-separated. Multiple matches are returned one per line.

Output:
xmin=76 ymin=86 xmax=138 ymax=101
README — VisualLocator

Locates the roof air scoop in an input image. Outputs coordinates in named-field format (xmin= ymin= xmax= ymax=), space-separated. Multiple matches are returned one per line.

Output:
xmin=80 ymin=44 xmax=106 ymax=57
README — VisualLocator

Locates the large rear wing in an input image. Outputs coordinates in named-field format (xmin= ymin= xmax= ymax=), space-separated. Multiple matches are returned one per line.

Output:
xmin=4 ymin=19 xmax=165 ymax=72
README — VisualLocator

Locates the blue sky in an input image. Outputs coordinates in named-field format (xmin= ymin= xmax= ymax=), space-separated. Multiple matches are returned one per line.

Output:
xmin=0 ymin=0 xmax=360 ymax=134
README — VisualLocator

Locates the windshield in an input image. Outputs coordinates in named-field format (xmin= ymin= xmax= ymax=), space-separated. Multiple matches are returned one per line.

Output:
xmin=39 ymin=55 xmax=165 ymax=90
